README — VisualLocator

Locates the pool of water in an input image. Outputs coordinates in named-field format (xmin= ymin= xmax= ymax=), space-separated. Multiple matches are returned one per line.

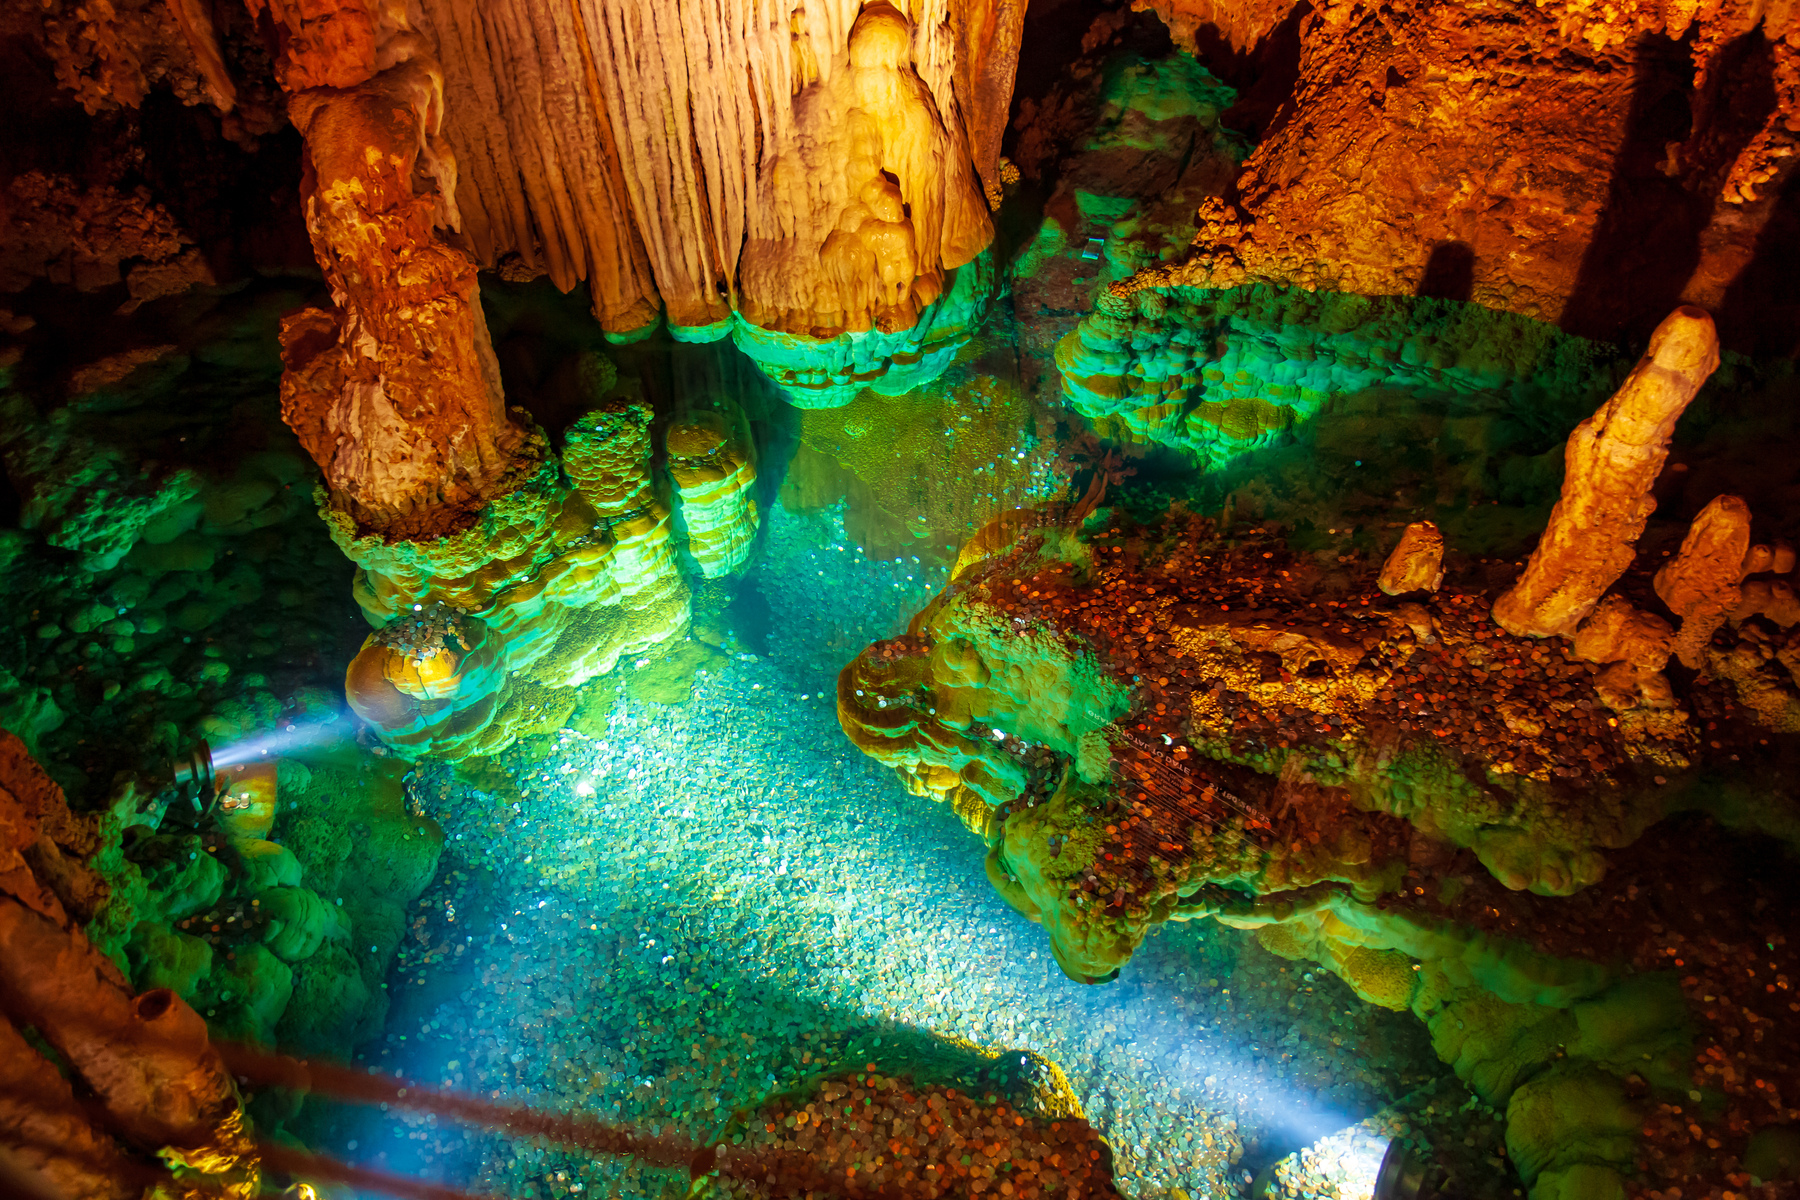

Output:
xmin=302 ymin=504 xmax=1443 ymax=1200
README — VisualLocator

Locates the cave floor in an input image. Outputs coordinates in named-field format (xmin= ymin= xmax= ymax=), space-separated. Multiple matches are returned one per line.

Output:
xmin=293 ymin=505 xmax=1488 ymax=1200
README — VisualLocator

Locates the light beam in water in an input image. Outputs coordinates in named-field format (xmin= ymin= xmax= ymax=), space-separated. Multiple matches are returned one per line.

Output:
xmin=210 ymin=712 xmax=352 ymax=768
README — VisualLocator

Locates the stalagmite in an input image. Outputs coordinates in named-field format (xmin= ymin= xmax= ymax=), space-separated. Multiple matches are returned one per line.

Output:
xmin=1734 ymin=581 xmax=1800 ymax=629
xmin=255 ymin=0 xmax=534 ymax=540
xmin=1377 ymin=521 xmax=1445 ymax=596
xmin=1572 ymin=596 xmax=1677 ymax=710
xmin=1492 ymin=307 xmax=1720 ymax=639
xmin=1656 ymin=495 xmax=1754 ymax=669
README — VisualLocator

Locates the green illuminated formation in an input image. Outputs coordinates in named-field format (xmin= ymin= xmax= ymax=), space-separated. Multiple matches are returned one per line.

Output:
xmin=667 ymin=402 xmax=761 ymax=578
xmin=840 ymin=512 xmax=1688 ymax=981
xmin=1012 ymin=52 xmax=1245 ymax=291
xmin=837 ymin=500 xmax=1800 ymax=1199
xmin=93 ymin=746 xmax=440 ymax=1055
xmin=0 ymin=383 xmax=202 ymax=571
xmin=338 ymin=360 xmax=717 ymax=760
xmin=730 ymin=250 xmax=999 ymax=409
xmin=1055 ymin=285 xmax=1620 ymax=467
xmin=1238 ymin=892 xmax=1687 ymax=1200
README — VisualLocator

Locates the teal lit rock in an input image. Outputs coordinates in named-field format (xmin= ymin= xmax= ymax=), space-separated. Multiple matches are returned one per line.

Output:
xmin=133 ymin=834 xmax=228 ymax=921
xmin=1055 ymin=284 xmax=1621 ymax=468
xmin=204 ymin=942 xmax=295 ymax=1046
xmin=234 ymin=838 xmax=303 ymax=891
xmin=276 ymin=941 xmax=372 ymax=1057
xmin=125 ymin=921 xmax=213 ymax=1000
xmin=731 ymin=249 xmax=998 ymax=408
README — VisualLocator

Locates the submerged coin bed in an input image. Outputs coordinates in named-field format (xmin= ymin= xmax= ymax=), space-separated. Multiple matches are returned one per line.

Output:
xmin=305 ymin=507 xmax=1453 ymax=1200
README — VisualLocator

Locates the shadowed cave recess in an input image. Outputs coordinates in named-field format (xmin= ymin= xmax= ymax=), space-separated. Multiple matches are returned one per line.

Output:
xmin=2 ymin=2 xmax=1800 ymax=1200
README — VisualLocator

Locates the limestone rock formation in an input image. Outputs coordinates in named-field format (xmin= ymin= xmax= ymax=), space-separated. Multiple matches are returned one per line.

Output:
xmin=332 ymin=447 xmax=687 ymax=758
xmin=563 ymin=400 xmax=690 ymax=648
xmin=1121 ymin=0 xmax=1800 ymax=345
xmin=0 ymin=173 xmax=194 ymax=296
xmin=841 ymin=512 xmax=1688 ymax=982
xmin=10 ymin=0 xmax=1024 ymax=339
xmin=1128 ymin=0 xmax=1295 ymax=65
xmin=1571 ymin=596 xmax=1676 ymax=712
xmin=0 ymin=730 xmax=255 ymax=1194
xmin=258 ymin=0 xmax=534 ymax=541
xmin=418 ymin=0 xmax=1020 ymax=386
xmin=344 ymin=604 xmax=511 ymax=758
xmin=1377 ymin=521 xmax=1443 ymax=597
xmin=23 ymin=0 xmax=236 ymax=115
xmin=0 ymin=381 xmax=201 ymax=570
xmin=837 ymin=500 xmax=1800 ymax=1200
xmin=1655 ymin=495 xmax=1754 ymax=670
xmin=1010 ymin=46 xmax=1243 ymax=331
xmin=1493 ymin=308 xmax=1720 ymax=639
xmin=1055 ymin=282 xmax=1619 ymax=466
xmin=736 ymin=2 xmax=992 ymax=337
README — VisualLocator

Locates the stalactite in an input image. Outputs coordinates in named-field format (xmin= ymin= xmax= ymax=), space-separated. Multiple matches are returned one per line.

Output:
xmin=415 ymin=0 xmax=1019 ymax=373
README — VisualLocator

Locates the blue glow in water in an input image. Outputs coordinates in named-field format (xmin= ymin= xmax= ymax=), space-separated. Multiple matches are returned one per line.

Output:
xmin=317 ymin=507 xmax=1432 ymax=1197
xmin=210 ymin=712 xmax=350 ymax=768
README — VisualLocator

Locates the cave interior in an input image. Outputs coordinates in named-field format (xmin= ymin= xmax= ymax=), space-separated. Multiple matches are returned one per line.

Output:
xmin=2 ymin=1 xmax=1800 ymax=1199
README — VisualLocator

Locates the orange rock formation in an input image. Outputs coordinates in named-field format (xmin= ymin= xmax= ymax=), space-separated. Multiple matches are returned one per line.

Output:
xmin=1492 ymin=307 xmax=1720 ymax=639
xmin=418 ymin=0 xmax=1020 ymax=339
xmin=1377 ymin=521 xmax=1444 ymax=597
xmin=1120 ymin=0 xmax=1800 ymax=344
xmin=1655 ymin=494 xmax=1754 ymax=669
xmin=256 ymin=0 xmax=534 ymax=539
xmin=0 ymin=730 xmax=254 ymax=1193
xmin=1571 ymin=596 xmax=1677 ymax=712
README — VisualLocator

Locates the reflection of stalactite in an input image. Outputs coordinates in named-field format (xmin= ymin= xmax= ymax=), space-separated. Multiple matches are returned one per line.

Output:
xmin=662 ymin=343 xmax=765 ymax=579
xmin=564 ymin=397 xmax=690 ymax=627
xmin=667 ymin=409 xmax=760 ymax=579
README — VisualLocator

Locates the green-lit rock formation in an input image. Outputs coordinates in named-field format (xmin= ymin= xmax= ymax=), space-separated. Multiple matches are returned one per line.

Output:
xmin=90 ymin=746 xmax=442 ymax=1057
xmin=837 ymin=496 xmax=1799 ymax=1199
xmin=730 ymin=249 xmax=1000 ymax=408
xmin=1056 ymin=285 xmax=1623 ymax=468
xmin=338 ymin=357 xmax=697 ymax=760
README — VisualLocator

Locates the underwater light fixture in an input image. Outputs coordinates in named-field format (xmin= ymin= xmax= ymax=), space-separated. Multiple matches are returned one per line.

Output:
xmin=171 ymin=738 xmax=215 ymax=794
xmin=1349 ymin=1135 xmax=1431 ymax=1200
xmin=166 ymin=738 xmax=218 ymax=816
xmin=1370 ymin=1138 xmax=1428 ymax=1200
xmin=1246 ymin=1127 xmax=1435 ymax=1200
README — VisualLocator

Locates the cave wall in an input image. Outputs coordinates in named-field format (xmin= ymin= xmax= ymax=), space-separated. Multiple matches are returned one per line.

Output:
xmin=1121 ymin=0 xmax=1800 ymax=350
